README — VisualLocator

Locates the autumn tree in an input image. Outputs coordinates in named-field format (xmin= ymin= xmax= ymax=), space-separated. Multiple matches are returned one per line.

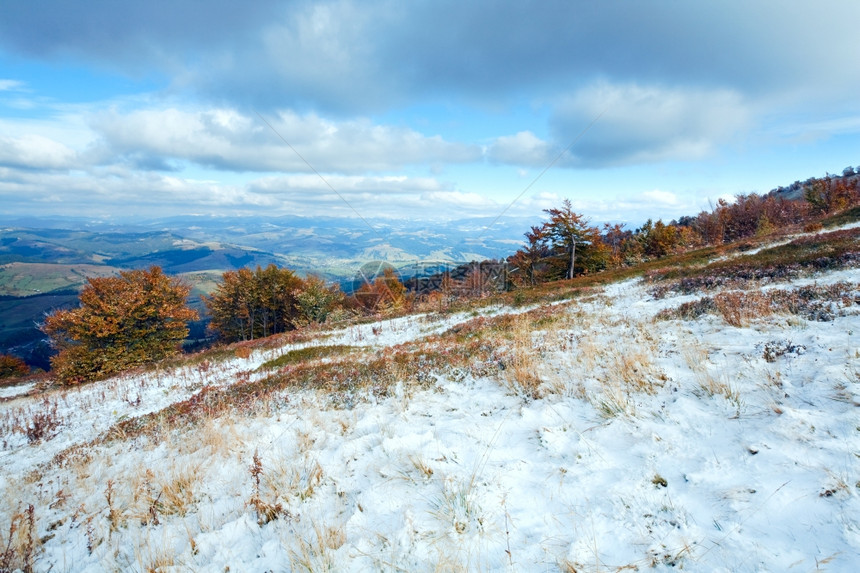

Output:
xmin=439 ymin=270 xmax=455 ymax=306
xmin=602 ymin=223 xmax=631 ymax=267
xmin=508 ymin=199 xmax=608 ymax=284
xmin=43 ymin=267 xmax=197 ymax=385
xmin=686 ymin=189 xmax=819 ymax=248
xmin=206 ymin=265 xmax=345 ymax=341
xmin=292 ymin=274 xmax=344 ymax=327
xmin=509 ymin=225 xmax=552 ymax=286
xmin=755 ymin=213 xmax=774 ymax=237
xmin=206 ymin=264 xmax=304 ymax=341
xmin=639 ymin=219 xmax=686 ymax=258
xmin=543 ymin=200 xmax=607 ymax=279
xmin=0 ymin=354 xmax=29 ymax=380
xmin=206 ymin=268 xmax=254 ymax=341
xmin=804 ymin=175 xmax=858 ymax=215
xmin=354 ymin=268 xmax=409 ymax=314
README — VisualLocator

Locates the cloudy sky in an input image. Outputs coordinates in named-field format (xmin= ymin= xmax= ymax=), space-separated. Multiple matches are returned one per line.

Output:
xmin=1 ymin=0 xmax=859 ymax=226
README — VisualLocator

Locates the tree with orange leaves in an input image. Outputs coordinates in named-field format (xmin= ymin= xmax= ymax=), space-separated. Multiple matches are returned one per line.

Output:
xmin=43 ymin=266 xmax=197 ymax=385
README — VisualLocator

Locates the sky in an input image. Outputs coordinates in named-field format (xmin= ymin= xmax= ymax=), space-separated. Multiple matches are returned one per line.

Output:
xmin=1 ymin=0 xmax=859 ymax=228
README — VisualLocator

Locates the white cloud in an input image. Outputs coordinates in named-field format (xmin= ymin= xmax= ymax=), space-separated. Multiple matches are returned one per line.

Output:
xmin=0 ymin=134 xmax=77 ymax=169
xmin=0 ymin=0 xmax=855 ymax=225
xmin=420 ymin=190 xmax=494 ymax=208
xmin=0 ymin=163 xmax=507 ymax=221
xmin=90 ymin=107 xmax=481 ymax=173
xmin=249 ymin=173 xmax=447 ymax=196
xmin=0 ymin=79 xmax=26 ymax=91
xmin=641 ymin=189 xmax=680 ymax=206
xmin=484 ymin=82 xmax=754 ymax=169
xmin=245 ymin=173 xmax=503 ymax=218
xmin=486 ymin=131 xmax=553 ymax=166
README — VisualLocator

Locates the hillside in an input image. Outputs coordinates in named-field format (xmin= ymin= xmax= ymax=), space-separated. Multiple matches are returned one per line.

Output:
xmin=1 ymin=223 xmax=858 ymax=571
xmin=0 ymin=214 xmax=532 ymax=368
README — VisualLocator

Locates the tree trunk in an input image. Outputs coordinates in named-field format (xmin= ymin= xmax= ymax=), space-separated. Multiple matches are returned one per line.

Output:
xmin=569 ymin=240 xmax=576 ymax=279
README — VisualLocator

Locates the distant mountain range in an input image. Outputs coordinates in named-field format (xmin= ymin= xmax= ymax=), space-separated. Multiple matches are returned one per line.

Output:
xmin=0 ymin=214 xmax=534 ymax=368
xmin=0 ymin=214 xmax=532 ymax=281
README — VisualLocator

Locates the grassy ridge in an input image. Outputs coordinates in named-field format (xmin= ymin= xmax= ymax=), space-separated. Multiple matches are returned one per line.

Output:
xmin=0 ymin=262 xmax=120 ymax=297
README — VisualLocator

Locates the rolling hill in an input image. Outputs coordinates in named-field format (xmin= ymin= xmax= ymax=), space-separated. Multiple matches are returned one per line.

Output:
xmin=1 ymin=221 xmax=858 ymax=571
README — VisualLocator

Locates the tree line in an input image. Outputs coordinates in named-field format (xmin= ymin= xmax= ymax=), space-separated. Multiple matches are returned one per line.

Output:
xmin=507 ymin=171 xmax=860 ymax=285
xmin=24 ymin=168 xmax=860 ymax=385
xmin=205 ymin=266 xmax=343 ymax=341
xmin=36 ymin=263 xmax=416 ymax=384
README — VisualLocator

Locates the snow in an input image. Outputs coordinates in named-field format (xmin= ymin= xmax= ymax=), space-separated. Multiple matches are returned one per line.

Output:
xmin=0 ymin=382 xmax=34 ymax=399
xmin=1 ymin=262 xmax=859 ymax=571
xmin=715 ymin=219 xmax=860 ymax=261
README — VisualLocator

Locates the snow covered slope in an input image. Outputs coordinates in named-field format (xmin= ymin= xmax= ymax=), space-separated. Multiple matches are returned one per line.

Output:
xmin=1 ymin=238 xmax=859 ymax=571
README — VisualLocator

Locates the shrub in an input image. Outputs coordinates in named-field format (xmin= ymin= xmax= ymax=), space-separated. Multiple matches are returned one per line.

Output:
xmin=206 ymin=266 xmax=344 ymax=341
xmin=0 ymin=355 xmax=28 ymax=381
xmin=658 ymin=283 xmax=859 ymax=325
xmin=649 ymin=227 xmax=860 ymax=297
xmin=42 ymin=266 xmax=197 ymax=385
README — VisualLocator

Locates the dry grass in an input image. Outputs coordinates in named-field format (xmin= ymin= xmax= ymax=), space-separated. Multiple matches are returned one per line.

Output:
xmin=539 ymin=308 xmax=667 ymax=417
xmin=430 ymin=477 xmax=483 ymax=537
xmin=682 ymin=344 xmax=742 ymax=408
xmin=409 ymin=455 xmax=435 ymax=481
xmin=249 ymin=450 xmax=285 ymax=526
xmin=0 ymin=504 xmax=37 ymax=573
xmin=649 ymin=226 xmax=860 ymax=297
xmin=288 ymin=520 xmax=346 ymax=572
xmin=252 ymin=451 xmax=326 ymax=520
xmin=592 ymin=379 xmax=637 ymax=419
xmin=132 ymin=529 xmax=178 ymax=573
xmin=607 ymin=342 xmax=664 ymax=395
xmin=502 ymin=315 xmax=544 ymax=399
xmin=155 ymin=464 xmax=200 ymax=517
xmin=712 ymin=291 xmax=772 ymax=327
xmin=661 ymin=282 xmax=859 ymax=326
xmin=258 ymin=344 xmax=359 ymax=371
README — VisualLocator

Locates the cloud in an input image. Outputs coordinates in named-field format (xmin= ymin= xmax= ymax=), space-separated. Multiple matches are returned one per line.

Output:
xmin=486 ymin=131 xmax=553 ymax=166
xmin=90 ymin=107 xmax=481 ymax=173
xmin=250 ymin=174 xmax=445 ymax=194
xmin=1 ymin=1 xmax=858 ymax=113
xmin=0 ymin=79 xmax=26 ymax=91
xmin=0 ymin=162 xmax=505 ymax=221
xmin=487 ymin=82 xmax=753 ymax=168
xmin=553 ymin=82 xmax=752 ymax=166
xmin=0 ymin=165 xmax=277 ymax=218
xmin=641 ymin=189 xmax=680 ymax=206
xmin=1 ymin=1 xmax=858 ymax=226
xmin=0 ymin=134 xmax=77 ymax=169
xmin=246 ymin=174 xmax=499 ymax=218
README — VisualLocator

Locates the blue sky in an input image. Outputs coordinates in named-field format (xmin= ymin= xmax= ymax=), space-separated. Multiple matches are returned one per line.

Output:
xmin=1 ymin=0 xmax=859 ymax=227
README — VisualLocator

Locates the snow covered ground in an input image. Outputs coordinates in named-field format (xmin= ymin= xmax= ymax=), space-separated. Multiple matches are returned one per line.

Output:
xmin=1 ymin=258 xmax=859 ymax=571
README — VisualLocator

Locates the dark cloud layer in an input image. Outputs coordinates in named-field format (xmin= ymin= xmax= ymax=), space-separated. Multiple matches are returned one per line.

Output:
xmin=2 ymin=1 xmax=858 ymax=113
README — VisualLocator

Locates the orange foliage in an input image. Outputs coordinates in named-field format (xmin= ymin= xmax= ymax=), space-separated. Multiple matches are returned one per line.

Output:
xmin=0 ymin=354 xmax=29 ymax=380
xmin=43 ymin=266 xmax=197 ymax=384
